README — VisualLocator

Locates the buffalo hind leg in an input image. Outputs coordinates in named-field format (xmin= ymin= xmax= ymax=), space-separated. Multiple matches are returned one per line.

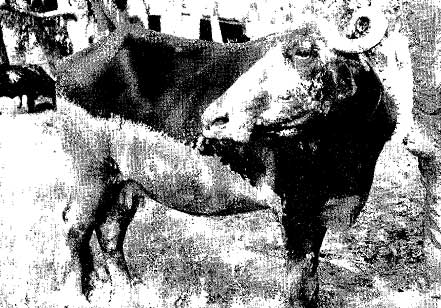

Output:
xmin=96 ymin=179 xmax=149 ymax=287
xmin=282 ymin=201 xmax=327 ymax=307
xmin=63 ymin=181 xmax=107 ymax=299
xmin=66 ymin=224 xmax=96 ymax=297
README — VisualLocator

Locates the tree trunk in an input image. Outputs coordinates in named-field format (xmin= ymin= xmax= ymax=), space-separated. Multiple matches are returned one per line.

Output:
xmin=0 ymin=0 xmax=10 ymax=64
xmin=0 ymin=25 xmax=10 ymax=64
xmin=405 ymin=0 xmax=441 ymax=288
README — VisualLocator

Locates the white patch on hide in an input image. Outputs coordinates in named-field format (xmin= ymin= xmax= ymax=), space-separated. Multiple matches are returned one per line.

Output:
xmin=7 ymin=71 xmax=20 ymax=83
xmin=50 ymin=97 xmax=281 ymax=215
xmin=203 ymin=44 xmax=303 ymax=142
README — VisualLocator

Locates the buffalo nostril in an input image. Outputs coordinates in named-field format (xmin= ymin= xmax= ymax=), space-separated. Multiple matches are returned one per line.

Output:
xmin=402 ymin=135 xmax=409 ymax=146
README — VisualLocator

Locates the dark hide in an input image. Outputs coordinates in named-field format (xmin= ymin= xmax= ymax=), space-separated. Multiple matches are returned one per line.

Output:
xmin=54 ymin=22 xmax=396 ymax=306
xmin=0 ymin=64 xmax=56 ymax=113
xmin=200 ymin=25 xmax=396 ymax=305
xmin=55 ymin=24 xmax=283 ymax=142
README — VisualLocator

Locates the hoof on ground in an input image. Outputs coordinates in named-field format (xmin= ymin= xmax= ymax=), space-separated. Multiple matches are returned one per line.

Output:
xmin=107 ymin=280 xmax=162 ymax=307
xmin=38 ymin=287 xmax=91 ymax=308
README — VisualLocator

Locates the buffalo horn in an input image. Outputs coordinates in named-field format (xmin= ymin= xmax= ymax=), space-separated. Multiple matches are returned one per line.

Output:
xmin=326 ymin=7 xmax=388 ymax=53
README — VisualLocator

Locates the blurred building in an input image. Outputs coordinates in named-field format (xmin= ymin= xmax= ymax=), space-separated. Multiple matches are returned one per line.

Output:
xmin=140 ymin=0 xmax=310 ymax=41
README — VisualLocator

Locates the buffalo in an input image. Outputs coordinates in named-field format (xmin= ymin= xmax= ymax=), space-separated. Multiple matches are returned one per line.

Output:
xmin=201 ymin=15 xmax=396 ymax=306
xmin=50 ymin=9 xmax=394 ymax=307
xmin=0 ymin=64 xmax=56 ymax=114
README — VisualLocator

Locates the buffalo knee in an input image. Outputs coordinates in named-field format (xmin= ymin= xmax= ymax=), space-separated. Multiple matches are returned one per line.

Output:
xmin=96 ymin=180 xmax=147 ymax=255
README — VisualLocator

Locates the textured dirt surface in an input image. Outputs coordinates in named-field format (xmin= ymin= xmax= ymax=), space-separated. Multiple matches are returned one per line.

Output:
xmin=120 ymin=137 xmax=432 ymax=308
xmin=0 ymin=2 xmax=431 ymax=305
xmin=0 ymin=103 xmax=432 ymax=308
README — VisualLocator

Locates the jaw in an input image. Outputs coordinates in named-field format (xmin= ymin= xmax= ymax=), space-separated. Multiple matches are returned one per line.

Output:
xmin=203 ymin=108 xmax=319 ymax=143
xmin=202 ymin=125 xmax=252 ymax=143
xmin=256 ymin=109 xmax=318 ymax=137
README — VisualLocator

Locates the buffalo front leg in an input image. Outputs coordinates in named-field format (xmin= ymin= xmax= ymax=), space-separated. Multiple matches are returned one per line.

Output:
xmin=281 ymin=200 xmax=327 ymax=307
xmin=96 ymin=179 xmax=149 ymax=288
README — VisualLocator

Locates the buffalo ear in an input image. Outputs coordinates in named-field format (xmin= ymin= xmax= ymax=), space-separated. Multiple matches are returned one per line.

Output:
xmin=334 ymin=62 xmax=358 ymax=101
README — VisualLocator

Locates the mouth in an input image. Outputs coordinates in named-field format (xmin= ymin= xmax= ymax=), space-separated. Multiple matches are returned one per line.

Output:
xmin=256 ymin=110 xmax=315 ymax=136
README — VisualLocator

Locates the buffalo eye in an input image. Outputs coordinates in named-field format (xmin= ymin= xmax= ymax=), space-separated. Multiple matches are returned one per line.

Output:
xmin=294 ymin=42 xmax=319 ymax=59
xmin=294 ymin=47 xmax=311 ymax=58
xmin=283 ymin=40 xmax=318 ymax=61
xmin=207 ymin=113 xmax=229 ymax=130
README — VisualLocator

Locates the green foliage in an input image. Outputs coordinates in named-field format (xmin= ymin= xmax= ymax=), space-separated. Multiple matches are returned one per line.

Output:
xmin=0 ymin=11 xmax=73 ymax=58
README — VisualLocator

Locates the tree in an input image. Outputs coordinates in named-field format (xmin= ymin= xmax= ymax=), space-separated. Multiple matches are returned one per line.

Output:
xmin=405 ymin=0 xmax=441 ymax=291
xmin=0 ymin=19 xmax=8 ymax=64
xmin=0 ymin=0 xmax=79 ymax=64
xmin=0 ymin=0 xmax=133 ymax=64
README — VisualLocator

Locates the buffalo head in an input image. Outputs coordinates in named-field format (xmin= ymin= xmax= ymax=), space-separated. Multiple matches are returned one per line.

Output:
xmin=202 ymin=9 xmax=390 ymax=143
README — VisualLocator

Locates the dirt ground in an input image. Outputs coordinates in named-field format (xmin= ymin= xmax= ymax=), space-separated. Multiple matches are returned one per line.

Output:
xmin=0 ymin=102 xmax=435 ymax=308
xmin=0 ymin=0 xmax=427 ymax=306
xmin=119 ymin=136 xmax=432 ymax=308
